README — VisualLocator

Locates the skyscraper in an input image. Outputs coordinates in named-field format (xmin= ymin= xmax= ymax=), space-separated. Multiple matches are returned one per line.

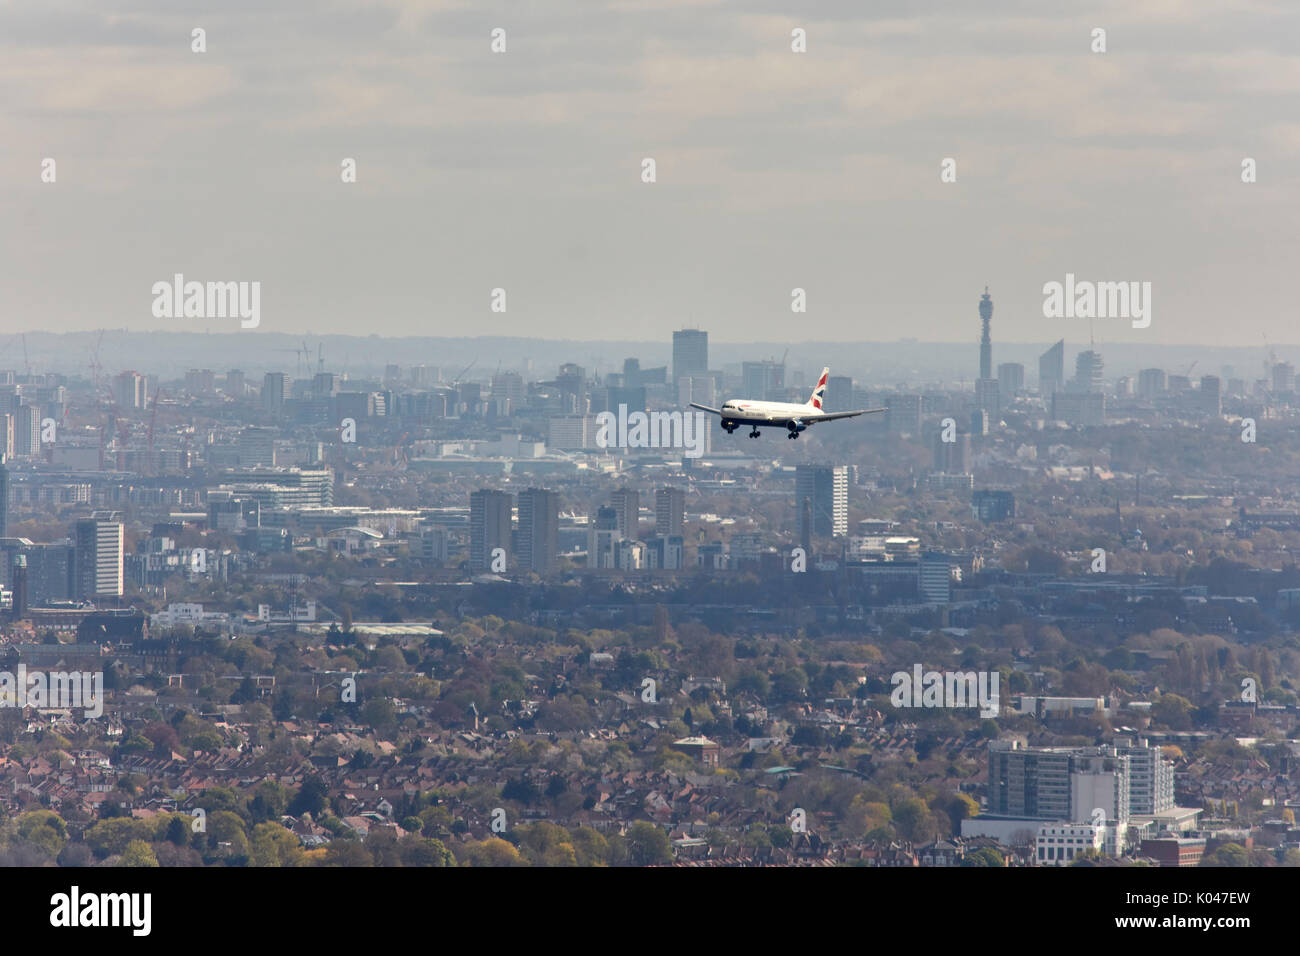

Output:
xmin=655 ymin=487 xmax=685 ymax=538
xmin=824 ymin=376 xmax=854 ymax=414
xmin=1039 ymin=340 xmax=1065 ymax=395
xmin=262 ymin=372 xmax=287 ymax=418
xmin=672 ymin=329 xmax=708 ymax=388
xmin=0 ymin=457 xmax=7 ymax=539
xmin=14 ymin=404 xmax=40 ymax=458
xmin=978 ymin=287 xmax=993 ymax=381
xmin=998 ymin=362 xmax=1025 ymax=396
xmin=588 ymin=506 xmax=621 ymax=569
xmin=975 ymin=378 xmax=1000 ymax=420
xmin=609 ymin=488 xmax=640 ymax=540
xmin=741 ymin=360 xmax=784 ymax=400
xmin=795 ymin=464 xmax=848 ymax=540
xmin=1073 ymin=350 xmax=1104 ymax=393
xmin=932 ymin=431 xmax=971 ymax=474
xmin=516 ymin=488 xmax=560 ymax=574
xmin=74 ymin=513 xmax=124 ymax=602
xmin=1198 ymin=375 xmax=1222 ymax=417
xmin=1137 ymin=368 xmax=1167 ymax=398
xmin=114 ymin=371 xmax=147 ymax=410
xmin=469 ymin=489 xmax=512 ymax=571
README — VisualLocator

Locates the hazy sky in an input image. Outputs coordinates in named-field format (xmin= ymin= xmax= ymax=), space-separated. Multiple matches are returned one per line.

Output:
xmin=3 ymin=0 xmax=1298 ymax=346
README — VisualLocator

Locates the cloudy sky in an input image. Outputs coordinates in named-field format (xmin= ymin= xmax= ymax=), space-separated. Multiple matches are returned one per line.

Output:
xmin=3 ymin=0 xmax=1297 ymax=346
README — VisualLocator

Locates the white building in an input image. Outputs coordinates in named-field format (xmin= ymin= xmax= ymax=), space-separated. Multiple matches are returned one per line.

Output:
xmin=1036 ymin=823 xmax=1109 ymax=866
xmin=151 ymin=603 xmax=231 ymax=630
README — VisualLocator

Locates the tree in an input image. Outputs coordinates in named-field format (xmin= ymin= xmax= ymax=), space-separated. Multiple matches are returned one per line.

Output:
xmin=1151 ymin=694 xmax=1193 ymax=731
xmin=891 ymin=797 xmax=935 ymax=842
xmin=964 ymin=847 xmax=1005 ymax=867
xmin=165 ymin=816 xmax=190 ymax=847
xmin=457 ymin=837 xmax=529 ymax=867
xmin=85 ymin=818 xmax=153 ymax=858
xmin=624 ymin=822 xmax=672 ymax=867
xmin=398 ymin=835 xmax=453 ymax=867
xmin=250 ymin=822 xmax=305 ymax=867
xmin=118 ymin=840 xmax=159 ymax=868
xmin=1202 ymin=843 xmax=1250 ymax=867
xmin=16 ymin=810 xmax=67 ymax=856
xmin=288 ymin=776 xmax=329 ymax=817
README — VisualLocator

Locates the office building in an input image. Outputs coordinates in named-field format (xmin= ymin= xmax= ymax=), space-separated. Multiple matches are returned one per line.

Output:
xmin=74 ymin=513 xmax=124 ymax=602
xmin=239 ymin=426 xmax=278 ymax=467
xmin=933 ymin=430 xmax=971 ymax=474
xmin=997 ymin=362 xmax=1024 ymax=396
xmin=1197 ymin=376 xmax=1222 ymax=417
xmin=0 ymin=458 xmax=6 ymax=539
xmin=0 ymin=415 xmax=12 ymax=462
xmin=215 ymin=467 xmax=334 ymax=508
xmin=14 ymin=404 xmax=40 ymax=458
xmin=469 ymin=489 xmax=512 ymax=572
xmin=987 ymin=741 xmax=1127 ymax=824
xmin=1039 ymin=340 xmax=1065 ymax=395
xmin=114 ymin=371 xmax=147 ymax=410
xmin=262 ymin=373 xmax=287 ymax=418
xmin=588 ymin=506 xmax=621 ymax=569
xmin=972 ymin=489 xmax=1015 ymax=522
xmin=645 ymin=535 xmax=684 ymax=570
xmin=677 ymin=374 xmax=716 ymax=409
xmin=226 ymin=369 xmax=246 ymax=398
xmin=975 ymin=377 xmax=1000 ymax=420
xmin=491 ymin=371 xmax=525 ymax=414
xmin=516 ymin=488 xmax=560 ymax=574
xmin=919 ymin=552 xmax=952 ymax=604
xmin=1072 ymin=350 xmax=1104 ymax=394
xmin=741 ymin=361 xmax=784 ymax=401
xmin=988 ymin=738 xmax=1175 ymax=826
xmin=185 ymin=369 xmax=215 ymax=395
xmin=1051 ymin=391 xmax=1106 ymax=426
xmin=1115 ymin=737 xmax=1176 ymax=815
xmin=886 ymin=394 xmax=922 ymax=436
xmin=795 ymin=464 xmax=848 ymax=540
xmin=824 ymin=376 xmax=854 ymax=414
xmin=672 ymin=329 xmax=709 ymax=388
xmin=655 ymin=487 xmax=685 ymax=538
xmin=609 ymin=488 xmax=640 ymax=540
xmin=1137 ymin=368 xmax=1166 ymax=398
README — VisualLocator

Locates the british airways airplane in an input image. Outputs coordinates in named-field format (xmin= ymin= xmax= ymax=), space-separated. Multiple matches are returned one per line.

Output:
xmin=690 ymin=367 xmax=885 ymax=439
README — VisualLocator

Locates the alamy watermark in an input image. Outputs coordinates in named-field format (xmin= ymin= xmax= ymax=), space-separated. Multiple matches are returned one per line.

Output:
xmin=594 ymin=404 xmax=707 ymax=459
xmin=151 ymin=274 xmax=260 ymax=328
xmin=1042 ymin=273 xmax=1151 ymax=329
xmin=890 ymin=665 xmax=1000 ymax=718
xmin=0 ymin=666 xmax=104 ymax=718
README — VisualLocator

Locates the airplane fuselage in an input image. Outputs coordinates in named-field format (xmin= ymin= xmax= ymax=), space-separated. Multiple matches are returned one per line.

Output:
xmin=719 ymin=399 xmax=819 ymax=426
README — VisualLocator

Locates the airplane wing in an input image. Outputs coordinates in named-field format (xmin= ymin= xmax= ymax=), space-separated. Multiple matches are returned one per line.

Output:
xmin=807 ymin=407 xmax=887 ymax=423
xmin=689 ymin=402 xmax=722 ymax=415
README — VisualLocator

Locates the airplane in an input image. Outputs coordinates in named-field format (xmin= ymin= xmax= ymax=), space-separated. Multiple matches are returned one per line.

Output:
xmin=690 ymin=367 xmax=886 ymax=439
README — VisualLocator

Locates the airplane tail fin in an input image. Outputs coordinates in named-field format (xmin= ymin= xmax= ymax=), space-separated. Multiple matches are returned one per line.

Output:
xmin=808 ymin=367 xmax=830 ymax=410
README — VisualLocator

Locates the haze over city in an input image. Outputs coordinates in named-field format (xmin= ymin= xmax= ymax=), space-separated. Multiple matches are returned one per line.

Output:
xmin=4 ymin=0 xmax=1299 ymax=344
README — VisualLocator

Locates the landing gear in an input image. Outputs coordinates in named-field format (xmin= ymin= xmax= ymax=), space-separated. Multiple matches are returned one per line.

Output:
xmin=722 ymin=422 xmax=737 ymax=434
xmin=787 ymin=431 xmax=799 ymax=439
xmin=749 ymin=429 xmax=761 ymax=438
